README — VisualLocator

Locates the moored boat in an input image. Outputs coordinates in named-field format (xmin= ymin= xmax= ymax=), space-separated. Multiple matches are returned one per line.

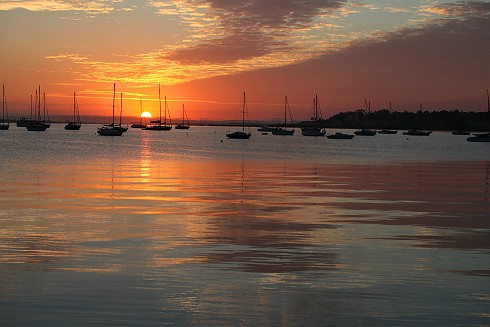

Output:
xmin=175 ymin=104 xmax=190 ymax=129
xmin=144 ymin=86 xmax=172 ymax=131
xmin=97 ymin=84 xmax=124 ymax=136
xmin=467 ymin=89 xmax=490 ymax=143
xmin=403 ymin=129 xmax=432 ymax=136
xmin=354 ymin=99 xmax=376 ymax=136
xmin=226 ymin=92 xmax=251 ymax=139
xmin=272 ymin=96 xmax=295 ymax=136
xmin=65 ymin=91 xmax=81 ymax=130
xmin=327 ymin=132 xmax=354 ymax=139
xmin=301 ymin=94 xmax=325 ymax=136
xmin=0 ymin=84 xmax=9 ymax=130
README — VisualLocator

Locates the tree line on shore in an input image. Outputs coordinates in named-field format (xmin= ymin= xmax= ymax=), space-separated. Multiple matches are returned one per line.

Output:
xmin=298 ymin=109 xmax=489 ymax=132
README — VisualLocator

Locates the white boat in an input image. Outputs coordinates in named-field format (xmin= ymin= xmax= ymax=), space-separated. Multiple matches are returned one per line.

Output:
xmin=0 ymin=84 xmax=9 ymax=130
xmin=301 ymin=94 xmax=325 ymax=136
xmin=468 ymin=89 xmax=490 ymax=143
xmin=97 ymin=84 xmax=124 ymax=136
xmin=354 ymin=99 xmax=376 ymax=136
xmin=144 ymin=85 xmax=172 ymax=131
xmin=175 ymin=104 xmax=190 ymax=129
xmin=226 ymin=92 xmax=251 ymax=139
xmin=65 ymin=91 xmax=81 ymax=130
xmin=272 ymin=96 xmax=294 ymax=136
xmin=327 ymin=132 xmax=354 ymax=139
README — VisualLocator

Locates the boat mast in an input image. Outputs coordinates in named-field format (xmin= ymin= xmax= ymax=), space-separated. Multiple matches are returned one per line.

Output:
xmin=140 ymin=98 xmax=143 ymax=124
xmin=120 ymin=92 xmax=123 ymax=126
xmin=1 ymin=84 xmax=4 ymax=122
xmin=73 ymin=92 xmax=76 ymax=122
xmin=38 ymin=86 xmax=41 ymax=122
xmin=487 ymin=88 xmax=489 ymax=132
xmin=242 ymin=91 xmax=246 ymax=132
xmin=284 ymin=96 xmax=287 ymax=127
xmin=158 ymin=84 xmax=162 ymax=125
xmin=112 ymin=83 xmax=116 ymax=126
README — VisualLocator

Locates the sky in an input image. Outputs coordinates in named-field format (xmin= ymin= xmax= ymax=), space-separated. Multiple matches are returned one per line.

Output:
xmin=1 ymin=0 xmax=489 ymax=121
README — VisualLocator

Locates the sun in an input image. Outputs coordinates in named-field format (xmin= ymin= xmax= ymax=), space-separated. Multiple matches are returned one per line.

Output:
xmin=141 ymin=111 xmax=152 ymax=118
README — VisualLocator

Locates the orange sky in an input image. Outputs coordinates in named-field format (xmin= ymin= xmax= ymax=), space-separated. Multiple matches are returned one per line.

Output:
xmin=1 ymin=1 xmax=489 ymax=122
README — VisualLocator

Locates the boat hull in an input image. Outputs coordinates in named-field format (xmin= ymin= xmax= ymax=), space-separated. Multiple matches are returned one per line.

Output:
xmin=226 ymin=131 xmax=251 ymax=139
xmin=65 ymin=122 xmax=81 ymax=130
xmin=144 ymin=125 xmax=172 ymax=131
xmin=97 ymin=127 xmax=124 ymax=136
xmin=131 ymin=123 xmax=146 ymax=128
xmin=467 ymin=136 xmax=490 ymax=142
xmin=272 ymin=128 xmax=294 ymax=135
xmin=378 ymin=130 xmax=398 ymax=134
xmin=354 ymin=129 xmax=377 ymax=136
xmin=403 ymin=130 xmax=431 ymax=136
xmin=0 ymin=123 xmax=9 ymax=130
xmin=175 ymin=124 xmax=190 ymax=129
xmin=327 ymin=132 xmax=354 ymax=139
xmin=26 ymin=122 xmax=49 ymax=131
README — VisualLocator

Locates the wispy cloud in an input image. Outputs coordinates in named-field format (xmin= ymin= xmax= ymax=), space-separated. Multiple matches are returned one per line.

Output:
xmin=43 ymin=0 xmax=490 ymax=89
xmin=0 ymin=0 xmax=116 ymax=13
xmin=158 ymin=0 xmax=348 ymax=64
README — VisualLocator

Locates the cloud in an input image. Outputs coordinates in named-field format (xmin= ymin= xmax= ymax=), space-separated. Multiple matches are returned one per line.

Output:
xmin=0 ymin=0 xmax=116 ymax=13
xmin=422 ymin=0 xmax=490 ymax=17
xmin=161 ymin=0 xmax=347 ymax=64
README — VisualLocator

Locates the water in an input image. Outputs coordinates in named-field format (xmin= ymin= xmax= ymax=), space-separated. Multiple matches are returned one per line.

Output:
xmin=0 ymin=125 xmax=489 ymax=326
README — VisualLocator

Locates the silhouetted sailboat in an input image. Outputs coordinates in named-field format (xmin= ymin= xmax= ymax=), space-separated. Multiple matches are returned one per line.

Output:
xmin=467 ymin=89 xmax=490 ymax=142
xmin=0 ymin=84 xmax=9 ymax=130
xmin=226 ymin=92 xmax=251 ymax=139
xmin=272 ymin=96 xmax=294 ymax=135
xmin=403 ymin=103 xmax=432 ymax=136
xmin=26 ymin=86 xmax=50 ymax=131
xmin=131 ymin=98 xmax=146 ymax=128
xmin=378 ymin=101 xmax=397 ymax=134
xmin=326 ymin=132 xmax=354 ymax=139
xmin=144 ymin=85 xmax=172 ymax=131
xmin=65 ymin=91 xmax=81 ymax=130
xmin=354 ymin=99 xmax=377 ymax=136
xmin=97 ymin=84 xmax=124 ymax=136
xmin=175 ymin=104 xmax=190 ymax=129
xmin=301 ymin=94 xmax=325 ymax=136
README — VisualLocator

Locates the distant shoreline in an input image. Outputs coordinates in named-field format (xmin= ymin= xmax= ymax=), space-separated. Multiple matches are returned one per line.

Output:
xmin=7 ymin=109 xmax=489 ymax=132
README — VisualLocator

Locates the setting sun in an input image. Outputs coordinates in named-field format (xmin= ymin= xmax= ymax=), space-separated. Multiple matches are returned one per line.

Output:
xmin=141 ymin=111 xmax=152 ymax=118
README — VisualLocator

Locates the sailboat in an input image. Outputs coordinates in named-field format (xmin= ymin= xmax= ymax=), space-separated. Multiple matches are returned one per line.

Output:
xmin=0 ymin=84 xmax=9 ymax=130
xmin=403 ymin=103 xmax=432 ymax=136
xmin=467 ymin=89 xmax=490 ymax=142
xmin=175 ymin=104 xmax=190 ymax=129
xmin=26 ymin=86 xmax=50 ymax=131
xmin=301 ymin=94 xmax=326 ymax=136
xmin=144 ymin=85 xmax=172 ymax=131
xmin=131 ymin=98 xmax=146 ymax=128
xmin=65 ymin=92 xmax=81 ymax=130
xmin=272 ymin=96 xmax=294 ymax=135
xmin=354 ymin=99 xmax=377 ymax=136
xmin=226 ymin=92 xmax=251 ymax=139
xmin=378 ymin=101 xmax=398 ymax=134
xmin=112 ymin=92 xmax=128 ymax=133
xmin=97 ymin=84 xmax=124 ymax=136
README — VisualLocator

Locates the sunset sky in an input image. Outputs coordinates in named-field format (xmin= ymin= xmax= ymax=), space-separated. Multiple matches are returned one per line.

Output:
xmin=1 ymin=0 xmax=489 ymax=121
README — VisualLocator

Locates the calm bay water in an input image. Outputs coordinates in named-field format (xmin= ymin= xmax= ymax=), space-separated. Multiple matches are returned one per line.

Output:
xmin=0 ymin=124 xmax=489 ymax=326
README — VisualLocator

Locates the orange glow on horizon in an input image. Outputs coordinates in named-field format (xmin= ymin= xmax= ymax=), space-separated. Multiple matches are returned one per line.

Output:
xmin=141 ymin=111 xmax=152 ymax=118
